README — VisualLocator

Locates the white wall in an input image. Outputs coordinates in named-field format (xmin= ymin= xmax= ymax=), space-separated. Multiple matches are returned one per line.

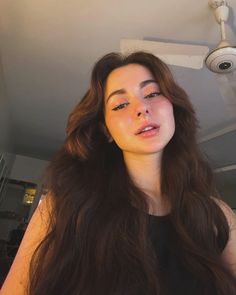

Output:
xmin=10 ymin=154 xmax=49 ymax=218
xmin=0 ymin=58 xmax=16 ymax=240
xmin=0 ymin=55 xmax=13 ymax=153
xmin=10 ymin=154 xmax=49 ymax=184
xmin=0 ymin=56 xmax=15 ymax=197
xmin=0 ymin=82 xmax=11 ymax=155
xmin=0 ymin=56 xmax=49 ymax=238
xmin=0 ymin=155 xmax=49 ymax=240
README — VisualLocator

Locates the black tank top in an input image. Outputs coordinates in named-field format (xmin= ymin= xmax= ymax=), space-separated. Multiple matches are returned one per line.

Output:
xmin=148 ymin=214 xmax=206 ymax=295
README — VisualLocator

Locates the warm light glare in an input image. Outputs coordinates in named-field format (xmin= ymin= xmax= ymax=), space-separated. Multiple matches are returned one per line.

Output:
xmin=23 ymin=188 xmax=37 ymax=205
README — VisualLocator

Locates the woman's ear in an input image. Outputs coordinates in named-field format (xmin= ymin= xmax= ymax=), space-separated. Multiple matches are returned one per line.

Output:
xmin=99 ymin=123 xmax=113 ymax=143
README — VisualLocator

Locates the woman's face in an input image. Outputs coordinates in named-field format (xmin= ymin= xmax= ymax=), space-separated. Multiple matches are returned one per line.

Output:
xmin=104 ymin=63 xmax=175 ymax=157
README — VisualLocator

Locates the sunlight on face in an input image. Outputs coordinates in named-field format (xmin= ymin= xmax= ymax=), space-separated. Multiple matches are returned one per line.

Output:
xmin=104 ymin=64 xmax=175 ymax=157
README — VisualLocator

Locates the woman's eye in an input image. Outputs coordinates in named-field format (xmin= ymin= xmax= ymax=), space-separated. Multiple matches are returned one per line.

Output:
xmin=145 ymin=92 xmax=161 ymax=99
xmin=112 ymin=102 xmax=129 ymax=111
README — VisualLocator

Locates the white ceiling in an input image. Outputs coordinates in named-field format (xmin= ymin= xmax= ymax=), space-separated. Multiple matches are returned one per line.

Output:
xmin=0 ymin=0 xmax=236 ymax=193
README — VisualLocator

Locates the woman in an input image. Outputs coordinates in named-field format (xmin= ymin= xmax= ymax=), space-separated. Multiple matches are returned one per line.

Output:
xmin=1 ymin=52 xmax=236 ymax=295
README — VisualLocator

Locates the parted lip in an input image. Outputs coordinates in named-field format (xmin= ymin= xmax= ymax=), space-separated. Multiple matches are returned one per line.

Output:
xmin=135 ymin=123 xmax=160 ymax=135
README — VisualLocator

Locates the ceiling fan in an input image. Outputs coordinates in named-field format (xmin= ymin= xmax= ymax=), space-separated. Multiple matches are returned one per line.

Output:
xmin=120 ymin=0 xmax=236 ymax=118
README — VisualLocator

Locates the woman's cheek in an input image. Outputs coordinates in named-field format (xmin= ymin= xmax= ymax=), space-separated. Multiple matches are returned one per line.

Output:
xmin=155 ymin=99 xmax=173 ymax=116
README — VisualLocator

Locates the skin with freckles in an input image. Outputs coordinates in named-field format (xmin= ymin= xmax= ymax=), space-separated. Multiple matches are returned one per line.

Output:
xmin=104 ymin=64 xmax=175 ymax=215
xmin=104 ymin=64 xmax=175 ymax=159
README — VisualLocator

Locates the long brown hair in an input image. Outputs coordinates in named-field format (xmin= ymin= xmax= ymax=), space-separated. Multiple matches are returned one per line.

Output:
xmin=29 ymin=52 xmax=236 ymax=295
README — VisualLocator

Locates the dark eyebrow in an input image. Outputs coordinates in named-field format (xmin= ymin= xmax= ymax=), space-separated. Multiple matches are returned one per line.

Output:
xmin=106 ymin=89 xmax=126 ymax=103
xmin=140 ymin=79 xmax=157 ymax=88
xmin=106 ymin=79 xmax=157 ymax=103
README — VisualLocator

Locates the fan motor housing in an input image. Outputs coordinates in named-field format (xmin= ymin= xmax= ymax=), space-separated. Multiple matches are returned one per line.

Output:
xmin=205 ymin=46 xmax=236 ymax=73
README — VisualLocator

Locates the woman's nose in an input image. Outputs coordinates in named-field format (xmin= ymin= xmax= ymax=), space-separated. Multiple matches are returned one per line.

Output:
xmin=135 ymin=99 xmax=150 ymax=117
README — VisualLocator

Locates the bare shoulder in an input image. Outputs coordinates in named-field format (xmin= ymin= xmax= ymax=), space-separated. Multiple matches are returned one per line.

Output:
xmin=213 ymin=198 xmax=236 ymax=229
xmin=212 ymin=197 xmax=236 ymax=278
xmin=0 ymin=193 xmax=53 ymax=295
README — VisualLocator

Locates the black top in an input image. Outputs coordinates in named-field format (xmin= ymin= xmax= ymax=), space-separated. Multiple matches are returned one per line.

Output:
xmin=148 ymin=214 xmax=205 ymax=295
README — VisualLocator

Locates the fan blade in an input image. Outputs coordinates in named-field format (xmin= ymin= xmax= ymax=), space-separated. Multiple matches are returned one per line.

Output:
xmin=216 ymin=71 xmax=236 ymax=118
xmin=120 ymin=39 xmax=209 ymax=69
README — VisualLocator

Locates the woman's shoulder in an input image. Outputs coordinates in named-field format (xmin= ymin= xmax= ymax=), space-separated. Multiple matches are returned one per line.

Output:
xmin=212 ymin=197 xmax=236 ymax=278
xmin=0 ymin=193 xmax=53 ymax=295
xmin=212 ymin=197 xmax=236 ymax=229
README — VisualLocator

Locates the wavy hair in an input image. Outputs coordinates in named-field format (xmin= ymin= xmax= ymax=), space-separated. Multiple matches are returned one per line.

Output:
xmin=29 ymin=52 xmax=236 ymax=295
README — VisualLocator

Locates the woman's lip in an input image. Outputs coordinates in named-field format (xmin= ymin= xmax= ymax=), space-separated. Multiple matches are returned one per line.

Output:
xmin=135 ymin=123 xmax=160 ymax=135
xmin=136 ymin=126 xmax=160 ymax=137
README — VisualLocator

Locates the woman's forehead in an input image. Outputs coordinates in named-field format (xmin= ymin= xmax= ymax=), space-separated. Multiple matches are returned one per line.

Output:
xmin=104 ymin=64 xmax=156 ymax=96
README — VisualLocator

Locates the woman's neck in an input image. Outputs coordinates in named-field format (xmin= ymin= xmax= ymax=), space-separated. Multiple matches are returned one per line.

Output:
xmin=123 ymin=151 xmax=170 ymax=216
